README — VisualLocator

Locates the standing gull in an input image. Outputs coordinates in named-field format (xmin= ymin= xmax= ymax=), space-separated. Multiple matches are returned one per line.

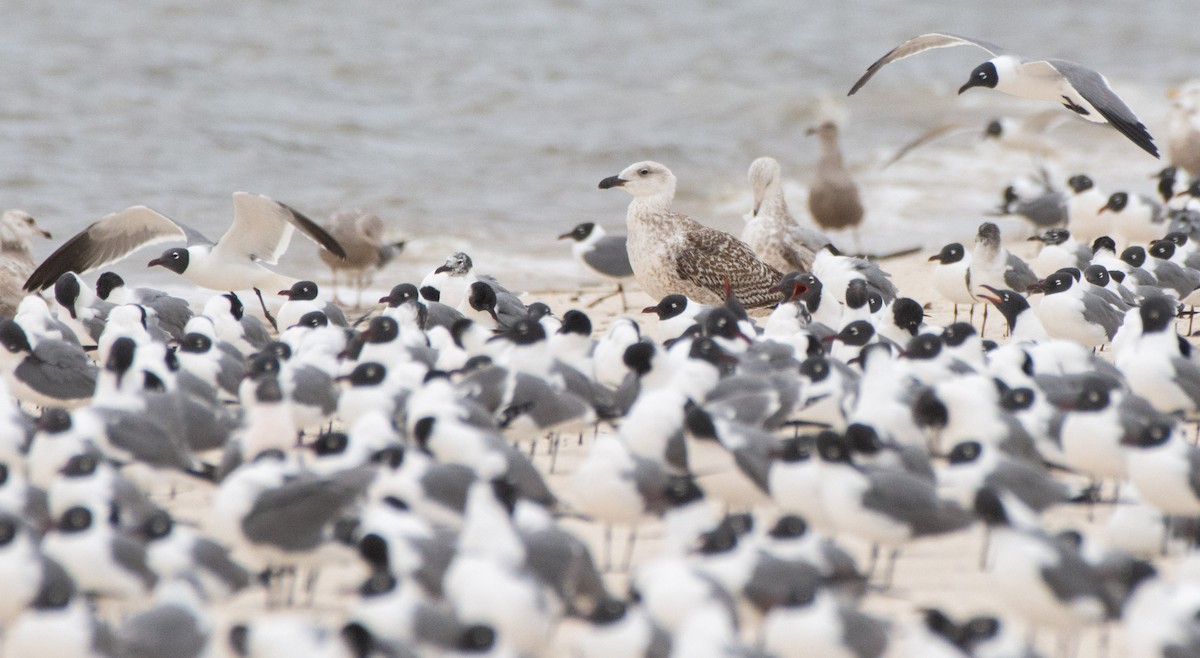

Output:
xmin=319 ymin=208 xmax=405 ymax=308
xmin=557 ymin=222 xmax=634 ymax=309
xmin=22 ymin=192 xmax=348 ymax=330
xmin=742 ymin=156 xmax=831 ymax=274
xmin=0 ymin=210 xmax=52 ymax=318
xmin=599 ymin=161 xmax=782 ymax=309
xmin=847 ymin=33 xmax=1159 ymax=157
xmin=806 ymin=123 xmax=865 ymax=248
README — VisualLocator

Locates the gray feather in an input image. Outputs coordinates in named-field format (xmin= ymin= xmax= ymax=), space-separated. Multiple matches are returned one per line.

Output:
xmin=241 ymin=466 xmax=373 ymax=552
xmin=117 ymin=603 xmax=208 ymax=658
xmin=582 ymin=235 xmax=634 ymax=278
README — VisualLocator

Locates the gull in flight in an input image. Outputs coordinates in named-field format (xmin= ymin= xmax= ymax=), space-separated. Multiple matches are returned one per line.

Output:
xmin=24 ymin=192 xmax=347 ymax=330
xmin=848 ymin=33 xmax=1159 ymax=158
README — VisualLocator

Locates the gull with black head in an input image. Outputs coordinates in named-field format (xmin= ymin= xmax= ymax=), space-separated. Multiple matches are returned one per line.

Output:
xmin=23 ymin=192 xmax=348 ymax=331
xmin=848 ymin=33 xmax=1159 ymax=157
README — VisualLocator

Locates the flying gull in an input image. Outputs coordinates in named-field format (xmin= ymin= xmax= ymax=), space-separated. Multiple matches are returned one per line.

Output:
xmin=847 ymin=33 xmax=1159 ymax=158
xmin=599 ymin=161 xmax=783 ymax=309
xmin=23 ymin=192 xmax=348 ymax=329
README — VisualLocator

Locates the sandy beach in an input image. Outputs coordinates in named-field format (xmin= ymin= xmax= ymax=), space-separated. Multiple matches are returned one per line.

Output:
xmin=41 ymin=231 xmax=1177 ymax=658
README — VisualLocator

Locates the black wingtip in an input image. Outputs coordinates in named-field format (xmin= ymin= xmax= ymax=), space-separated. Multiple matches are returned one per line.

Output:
xmin=280 ymin=202 xmax=349 ymax=261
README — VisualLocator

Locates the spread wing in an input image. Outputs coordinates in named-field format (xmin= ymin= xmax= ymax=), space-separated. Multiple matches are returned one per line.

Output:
xmin=849 ymin=33 xmax=1004 ymax=96
xmin=1039 ymin=59 xmax=1159 ymax=158
xmin=23 ymin=206 xmax=194 ymax=292
xmin=213 ymin=192 xmax=347 ymax=266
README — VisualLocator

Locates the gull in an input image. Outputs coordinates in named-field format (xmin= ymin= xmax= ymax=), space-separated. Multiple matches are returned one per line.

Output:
xmin=558 ymin=222 xmax=634 ymax=309
xmin=1168 ymin=80 xmax=1200 ymax=176
xmin=807 ymin=123 xmax=866 ymax=248
xmin=22 ymin=192 xmax=348 ymax=330
xmin=599 ymin=161 xmax=782 ymax=310
xmin=847 ymin=33 xmax=1159 ymax=158
xmin=319 ymin=208 xmax=405 ymax=308
xmin=741 ymin=156 xmax=830 ymax=274
xmin=0 ymin=209 xmax=52 ymax=318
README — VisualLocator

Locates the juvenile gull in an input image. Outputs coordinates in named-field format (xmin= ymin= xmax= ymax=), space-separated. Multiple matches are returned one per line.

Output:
xmin=319 ymin=208 xmax=406 ymax=307
xmin=742 ymin=156 xmax=830 ymax=274
xmin=806 ymin=123 xmax=865 ymax=245
xmin=599 ymin=161 xmax=782 ymax=309
xmin=0 ymin=210 xmax=52 ymax=318
xmin=847 ymin=33 xmax=1159 ymax=157
xmin=23 ymin=192 xmax=348 ymax=329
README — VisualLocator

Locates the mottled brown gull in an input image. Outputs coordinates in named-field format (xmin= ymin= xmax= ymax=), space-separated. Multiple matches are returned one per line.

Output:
xmin=318 ymin=209 xmax=406 ymax=308
xmin=599 ymin=161 xmax=782 ymax=309
xmin=0 ymin=210 xmax=52 ymax=318
xmin=741 ymin=157 xmax=831 ymax=275
xmin=806 ymin=122 xmax=865 ymax=245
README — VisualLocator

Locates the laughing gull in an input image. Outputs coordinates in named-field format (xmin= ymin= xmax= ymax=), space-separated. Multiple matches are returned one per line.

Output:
xmin=557 ymin=222 xmax=634 ymax=308
xmin=51 ymin=271 xmax=112 ymax=346
xmin=22 ymin=192 xmax=348 ymax=329
xmin=0 ymin=319 xmax=97 ymax=408
xmin=599 ymin=161 xmax=783 ymax=309
xmin=319 ymin=208 xmax=405 ymax=307
xmin=814 ymin=432 xmax=973 ymax=584
xmin=0 ymin=209 xmax=52 ymax=317
xmin=1120 ymin=420 xmax=1200 ymax=517
xmin=5 ymin=556 xmax=119 ymax=658
xmin=1116 ymin=296 xmax=1200 ymax=414
xmin=973 ymin=489 xmax=1116 ymax=638
xmin=94 ymin=271 xmax=193 ymax=340
xmin=420 ymin=251 xmax=478 ymax=307
xmin=277 ymin=280 xmax=348 ymax=330
xmin=140 ymin=510 xmax=250 ymax=599
xmin=761 ymin=588 xmax=889 ymax=658
xmin=1028 ymin=228 xmax=1090 ymax=278
xmin=1065 ymin=174 xmax=1111 ymax=245
xmin=742 ymin=156 xmax=829 ymax=274
xmin=928 ymin=243 xmax=977 ymax=323
xmin=1033 ymin=269 xmax=1122 ymax=347
xmin=41 ymin=504 xmax=157 ymax=600
xmin=806 ymin=123 xmax=865 ymax=246
xmin=848 ymin=33 xmax=1159 ymax=157
xmin=995 ymin=169 xmax=1068 ymax=229
xmin=1102 ymin=191 xmax=1166 ymax=248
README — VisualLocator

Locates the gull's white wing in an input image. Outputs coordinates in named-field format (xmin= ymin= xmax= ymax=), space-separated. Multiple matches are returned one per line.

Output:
xmin=24 ymin=206 xmax=192 ymax=292
xmin=848 ymin=33 xmax=1005 ymax=96
xmin=214 ymin=192 xmax=347 ymax=265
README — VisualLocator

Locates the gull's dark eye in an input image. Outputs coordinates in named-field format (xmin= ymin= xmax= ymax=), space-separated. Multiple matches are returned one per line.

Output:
xmin=638 ymin=168 xmax=650 ymax=176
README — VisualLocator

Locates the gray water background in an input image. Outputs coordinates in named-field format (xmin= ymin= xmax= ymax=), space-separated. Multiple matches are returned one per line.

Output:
xmin=3 ymin=1 xmax=1196 ymax=293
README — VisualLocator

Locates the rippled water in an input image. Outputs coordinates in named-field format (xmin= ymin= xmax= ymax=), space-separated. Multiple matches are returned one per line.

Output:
xmin=3 ymin=1 xmax=1196 ymax=292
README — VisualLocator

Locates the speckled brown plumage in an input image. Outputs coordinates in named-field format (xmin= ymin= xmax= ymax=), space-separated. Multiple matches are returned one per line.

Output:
xmin=600 ymin=161 xmax=782 ymax=309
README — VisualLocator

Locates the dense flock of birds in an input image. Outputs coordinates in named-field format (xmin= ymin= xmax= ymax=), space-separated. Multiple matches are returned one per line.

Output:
xmin=2 ymin=30 xmax=1200 ymax=658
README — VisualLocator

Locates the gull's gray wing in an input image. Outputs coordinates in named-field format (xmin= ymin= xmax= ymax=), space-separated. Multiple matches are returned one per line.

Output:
xmin=1080 ymin=293 xmax=1123 ymax=340
xmin=848 ymin=33 xmax=1005 ymax=95
xmin=24 ymin=206 xmax=199 ymax=292
xmin=882 ymin=122 xmax=978 ymax=168
xmin=117 ymin=603 xmax=207 ymax=658
xmin=582 ymin=235 xmax=634 ymax=278
xmin=19 ymin=343 xmax=97 ymax=401
xmin=1041 ymin=59 xmax=1158 ymax=158
xmin=1003 ymin=253 xmax=1039 ymax=293
xmin=1040 ymin=544 xmax=1113 ymax=615
xmin=1172 ymin=357 xmax=1200 ymax=410
xmin=111 ymin=534 xmax=158 ymax=591
xmin=241 ymin=466 xmax=374 ymax=552
xmin=213 ymin=192 xmax=346 ymax=266
xmin=191 ymin=537 xmax=251 ymax=592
